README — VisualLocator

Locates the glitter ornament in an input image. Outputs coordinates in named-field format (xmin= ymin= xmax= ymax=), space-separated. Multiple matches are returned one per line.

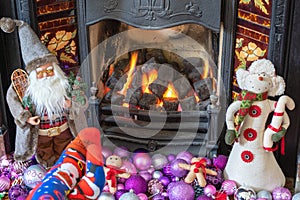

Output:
xmin=8 ymin=184 xmax=28 ymax=200
xmin=221 ymin=180 xmax=237 ymax=195
xmin=98 ymin=192 xmax=116 ymax=200
xmin=162 ymin=163 xmax=172 ymax=177
xmin=148 ymin=179 xmax=164 ymax=195
xmin=0 ymin=176 xmax=10 ymax=192
xmin=152 ymin=154 xmax=168 ymax=170
xmin=23 ymin=164 xmax=47 ymax=188
xmin=125 ymin=174 xmax=147 ymax=194
xmin=194 ymin=184 xmax=204 ymax=199
xmin=257 ymin=190 xmax=272 ymax=200
xmin=176 ymin=151 xmax=193 ymax=163
xmin=133 ymin=153 xmax=152 ymax=171
xmin=234 ymin=186 xmax=256 ymax=200
xmin=272 ymin=187 xmax=292 ymax=200
xmin=170 ymin=159 xmax=188 ymax=178
xmin=152 ymin=194 xmax=165 ymax=200
xmin=168 ymin=181 xmax=195 ymax=200
xmin=119 ymin=190 xmax=140 ymax=200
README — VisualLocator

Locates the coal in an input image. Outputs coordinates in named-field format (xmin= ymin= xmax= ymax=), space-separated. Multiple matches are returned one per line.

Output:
xmin=179 ymin=96 xmax=197 ymax=110
xmin=173 ymin=76 xmax=193 ymax=99
xmin=145 ymin=48 xmax=167 ymax=64
xmin=138 ymin=93 xmax=159 ymax=110
xmin=157 ymin=63 xmax=180 ymax=82
xmin=163 ymin=98 xmax=179 ymax=111
xmin=193 ymin=78 xmax=212 ymax=101
xmin=148 ymin=79 xmax=168 ymax=99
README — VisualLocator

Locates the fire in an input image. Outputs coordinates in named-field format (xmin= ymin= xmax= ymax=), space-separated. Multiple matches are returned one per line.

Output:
xmin=119 ymin=51 xmax=138 ymax=95
xmin=142 ymin=69 xmax=158 ymax=94
xmin=163 ymin=83 xmax=178 ymax=98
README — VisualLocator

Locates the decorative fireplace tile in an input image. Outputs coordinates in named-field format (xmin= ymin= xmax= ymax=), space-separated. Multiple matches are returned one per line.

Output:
xmin=232 ymin=0 xmax=273 ymax=99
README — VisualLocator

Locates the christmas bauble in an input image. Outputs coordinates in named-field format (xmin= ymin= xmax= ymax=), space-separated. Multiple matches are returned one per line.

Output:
xmin=272 ymin=187 xmax=292 ymax=200
xmin=8 ymin=184 xmax=28 ymax=200
xmin=221 ymin=180 xmax=237 ymax=195
xmin=0 ymin=176 xmax=10 ymax=192
xmin=170 ymin=159 xmax=188 ymax=178
xmin=133 ymin=153 xmax=152 ymax=171
xmin=176 ymin=151 xmax=193 ymax=163
xmin=168 ymin=181 xmax=195 ymax=200
xmin=114 ymin=146 xmax=130 ymax=158
xmin=292 ymin=192 xmax=300 ymax=200
xmin=119 ymin=190 xmax=140 ymax=200
xmin=148 ymin=179 xmax=164 ymax=195
xmin=102 ymin=146 xmax=113 ymax=160
xmin=121 ymin=159 xmax=137 ymax=174
xmin=152 ymin=154 xmax=168 ymax=170
xmin=234 ymin=186 xmax=256 ymax=200
xmin=125 ymin=174 xmax=147 ymax=194
xmin=212 ymin=155 xmax=228 ymax=170
xmin=257 ymin=190 xmax=272 ymax=200
xmin=23 ymin=164 xmax=47 ymax=188
xmin=98 ymin=192 xmax=115 ymax=200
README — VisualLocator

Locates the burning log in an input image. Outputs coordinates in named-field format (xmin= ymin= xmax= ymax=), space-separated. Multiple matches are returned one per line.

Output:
xmin=138 ymin=93 xmax=159 ymax=110
xmin=193 ymin=77 xmax=213 ymax=101
xmin=163 ymin=98 xmax=179 ymax=111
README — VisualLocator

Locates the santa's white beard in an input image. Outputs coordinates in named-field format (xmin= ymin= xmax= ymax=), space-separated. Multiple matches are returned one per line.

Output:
xmin=25 ymin=66 xmax=69 ymax=121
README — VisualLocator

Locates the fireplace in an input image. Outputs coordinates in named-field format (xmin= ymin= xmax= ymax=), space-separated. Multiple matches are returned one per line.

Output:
xmin=77 ymin=0 xmax=234 ymax=156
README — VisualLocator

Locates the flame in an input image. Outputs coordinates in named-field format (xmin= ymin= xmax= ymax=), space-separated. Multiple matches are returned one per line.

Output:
xmin=194 ymin=92 xmax=200 ymax=102
xmin=163 ymin=83 xmax=178 ymax=98
xmin=202 ymin=60 xmax=209 ymax=79
xmin=142 ymin=69 xmax=158 ymax=94
xmin=119 ymin=51 xmax=138 ymax=95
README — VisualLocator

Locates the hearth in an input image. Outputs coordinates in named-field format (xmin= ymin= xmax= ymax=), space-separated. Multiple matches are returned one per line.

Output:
xmin=77 ymin=0 xmax=231 ymax=156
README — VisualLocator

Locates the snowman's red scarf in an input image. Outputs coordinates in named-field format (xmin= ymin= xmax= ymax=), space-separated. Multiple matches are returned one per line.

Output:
xmin=235 ymin=90 xmax=268 ymax=133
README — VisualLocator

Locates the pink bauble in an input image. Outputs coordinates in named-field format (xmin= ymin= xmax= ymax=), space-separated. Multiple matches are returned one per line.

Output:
xmin=102 ymin=146 xmax=113 ymax=160
xmin=148 ymin=179 xmax=164 ymax=195
xmin=137 ymin=193 xmax=148 ymax=200
xmin=203 ymin=157 xmax=212 ymax=166
xmin=23 ymin=164 xmax=47 ymax=188
xmin=115 ymin=189 xmax=127 ymax=200
xmin=176 ymin=151 xmax=194 ymax=163
xmin=272 ymin=187 xmax=292 ymax=200
xmin=170 ymin=159 xmax=188 ymax=178
xmin=152 ymin=194 xmax=165 ymax=200
xmin=121 ymin=159 xmax=137 ymax=174
xmin=197 ymin=195 xmax=213 ymax=200
xmin=114 ymin=146 xmax=130 ymax=158
xmin=204 ymin=184 xmax=217 ymax=198
xmin=147 ymin=166 xmax=155 ymax=174
xmin=125 ymin=175 xmax=148 ymax=194
xmin=167 ymin=154 xmax=176 ymax=162
xmin=162 ymin=163 xmax=172 ymax=177
xmin=139 ymin=170 xmax=152 ymax=182
xmin=168 ymin=181 xmax=195 ymax=200
xmin=221 ymin=180 xmax=237 ymax=195
xmin=102 ymin=185 xmax=110 ymax=192
xmin=152 ymin=154 xmax=168 ymax=169
xmin=117 ymin=183 xmax=125 ymax=190
xmin=133 ymin=153 xmax=152 ymax=171
xmin=0 ymin=176 xmax=10 ymax=191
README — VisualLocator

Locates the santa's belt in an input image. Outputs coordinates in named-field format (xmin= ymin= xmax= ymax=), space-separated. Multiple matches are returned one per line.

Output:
xmin=38 ymin=123 xmax=68 ymax=137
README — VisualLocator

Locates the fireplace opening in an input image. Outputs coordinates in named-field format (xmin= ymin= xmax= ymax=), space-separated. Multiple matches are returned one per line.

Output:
xmin=86 ymin=18 xmax=224 ymax=155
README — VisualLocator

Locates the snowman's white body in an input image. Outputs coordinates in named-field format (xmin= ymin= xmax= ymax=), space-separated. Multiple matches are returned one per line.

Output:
xmin=223 ymin=59 xmax=295 ymax=192
xmin=223 ymin=99 xmax=285 ymax=192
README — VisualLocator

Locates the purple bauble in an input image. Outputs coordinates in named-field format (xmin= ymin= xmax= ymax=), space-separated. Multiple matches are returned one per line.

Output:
xmin=213 ymin=155 xmax=228 ymax=170
xmin=272 ymin=187 xmax=292 ymax=200
xmin=102 ymin=146 xmax=113 ymax=160
xmin=133 ymin=153 xmax=152 ymax=171
xmin=153 ymin=194 xmax=166 ymax=200
xmin=148 ymin=179 xmax=164 ymax=195
xmin=204 ymin=184 xmax=216 ymax=198
xmin=139 ymin=170 xmax=152 ymax=182
xmin=162 ymin=163 xmax=172 ymax=177
xmin=115 ymin=189 xmax=127 ymax=200
xmin=152 ymin=154 xmax=169 ymax=170
xmin=159 ymin=176 xmax=170 ymax=187
xmin=176 ymin=151 xmax=194 ymax=163
xmin=167 ymin=154 xmax=176 ymax=162
xmin=114 ymin=146 xmax=130 ymax=158
xmin=125 ymin=174 xmax=147 ymax=194
xmin=170 ymin=159 xmax=188 ymax=178
xmin=197 ymin=195 xmax=213 ymax=200
xmin=221 ymin=180 xmax=237 ymax=195
xmin=117 ymin=183 xmax=125 ymax=190
xmin=8 ymin=184 xmax=28 ymax=200
xmin=168 ymin=181 xmax=195 ymax=200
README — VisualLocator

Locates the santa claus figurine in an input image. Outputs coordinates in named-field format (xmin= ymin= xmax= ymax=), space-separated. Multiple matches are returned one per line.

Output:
xmin=0 ymin=17 xmax=86 ymax=168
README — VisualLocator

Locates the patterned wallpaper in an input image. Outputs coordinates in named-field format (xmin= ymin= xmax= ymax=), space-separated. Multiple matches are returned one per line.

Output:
xmin=232 ymin=0 xmax=272 ymax=99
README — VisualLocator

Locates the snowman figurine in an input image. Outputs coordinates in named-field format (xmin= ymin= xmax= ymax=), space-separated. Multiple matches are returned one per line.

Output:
xmin=223 ymin=59 xmax=295 ymax=192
